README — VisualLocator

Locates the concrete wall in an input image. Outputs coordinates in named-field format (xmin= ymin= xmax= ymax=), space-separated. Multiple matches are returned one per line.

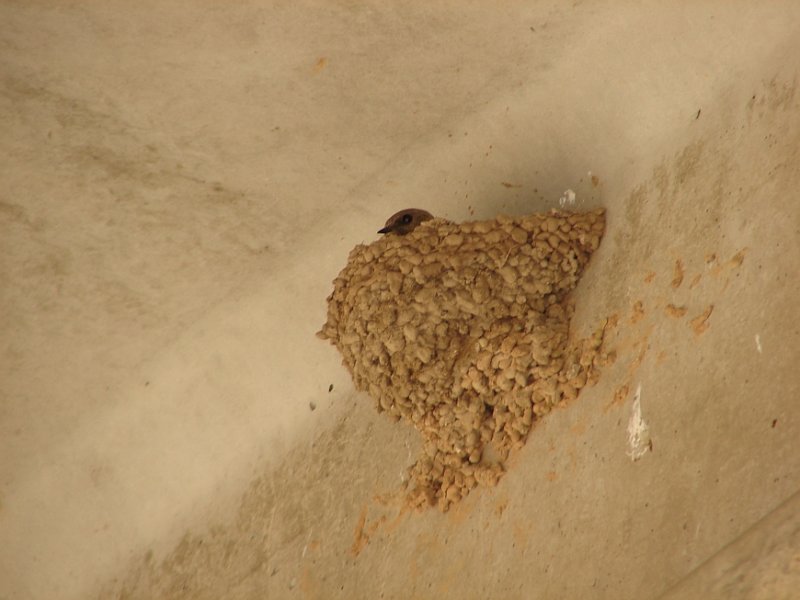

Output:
xmin=1 ymin=2 xmax=798 ymax=598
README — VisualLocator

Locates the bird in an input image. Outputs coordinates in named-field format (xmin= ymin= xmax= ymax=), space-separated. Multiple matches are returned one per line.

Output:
xmin=377 ymin=208 xmax=434 ymax=235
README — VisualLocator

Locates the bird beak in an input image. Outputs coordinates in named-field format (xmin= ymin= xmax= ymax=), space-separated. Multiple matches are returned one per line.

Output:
xmin=377 ymin=226 xmax=391 ymax=234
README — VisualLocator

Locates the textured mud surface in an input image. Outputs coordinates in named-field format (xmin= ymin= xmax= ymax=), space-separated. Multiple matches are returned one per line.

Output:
xmin=319 ymin=209 xmax=606 ymax=510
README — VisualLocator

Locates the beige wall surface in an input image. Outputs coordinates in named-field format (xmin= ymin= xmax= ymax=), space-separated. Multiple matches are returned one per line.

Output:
xmin=1 ymin=2 xmax=798 ymax=599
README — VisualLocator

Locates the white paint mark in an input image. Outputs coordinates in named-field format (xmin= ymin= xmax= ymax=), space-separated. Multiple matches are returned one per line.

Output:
xmin=301 ymin=527 xmax=313 ymax=558
xmin=626 ymin=383 xmax=651 ymax=461
xmin=755 ymin=334 xmax=762 ymax=354
xmin=558 ymin=189 xmax=576 ymax=208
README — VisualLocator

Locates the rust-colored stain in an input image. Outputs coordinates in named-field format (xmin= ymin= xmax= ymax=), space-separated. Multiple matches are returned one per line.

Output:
xmin=349 ymin=500 xmax=398 ymax=557
xmin=500 ymin=181 xmax=522 ymax=188
xmin=372 ymin=491 xmax=395 ymax=507
xmin=494 ymin=497 xmax=509 ymax=517
xmin=705 ymin=248 xmax=748 ymax=279
xmin=545 ymin=470 xmax=558 ymax=481
xmin=630 ymin=300 xmax=645 ymax=324
xmin=367 ymin=494 xmax=410 ymax=535
xmin=313 ymin=57 xmax=327 ymax=73
xmin=664 ymin=303 xmax=688 ymax=318
xmin=690 ymin=305 xmax=714 ymax=336
xmin=591 ymin=174 xmax=600 ymax=187
xmin=596 ymin=248 xmax=742 ymax=418
xmin=605 ymin=382 xmax=630 ymax=412
xmin=729 ymin=248 xmax=748 ymax=267
xmin=366 ymin=514 xmax=390 ymax=545
xmin=350 ymin=505 xmax=369 ymax=556
xmin=570 ymin=419 xmax=587 ymax=435
xmin=671 ymin=259 xmax=685 ymax=288
xmin=706 ymin=253 xmax=725 ymax=277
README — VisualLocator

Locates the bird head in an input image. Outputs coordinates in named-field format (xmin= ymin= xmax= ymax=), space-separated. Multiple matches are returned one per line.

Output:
xmin=377 ymin=209 xmax=434 ymax=235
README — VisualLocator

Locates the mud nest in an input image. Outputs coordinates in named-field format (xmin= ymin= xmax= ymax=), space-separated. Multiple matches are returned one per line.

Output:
xmin=318 ymin=209 xmax=606 ymax=511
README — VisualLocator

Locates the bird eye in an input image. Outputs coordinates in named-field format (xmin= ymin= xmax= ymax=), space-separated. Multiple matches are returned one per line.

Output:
xmin=401 ymin=214 xmax=413 ymax=224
